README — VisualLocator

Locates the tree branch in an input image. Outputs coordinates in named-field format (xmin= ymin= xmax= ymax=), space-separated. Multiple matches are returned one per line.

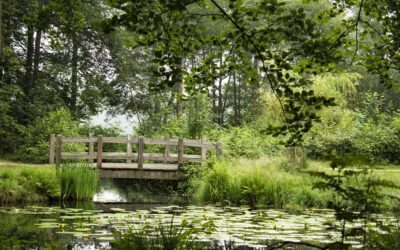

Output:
xmin=349 ymin=0 xmax=364 ymax=65
xmin=210 ymin=0 xmax=289 ymax=123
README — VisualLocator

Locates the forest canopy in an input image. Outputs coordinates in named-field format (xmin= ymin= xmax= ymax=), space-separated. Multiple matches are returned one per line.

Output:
xmin=0 ymin=0 xmax=399 ymax=163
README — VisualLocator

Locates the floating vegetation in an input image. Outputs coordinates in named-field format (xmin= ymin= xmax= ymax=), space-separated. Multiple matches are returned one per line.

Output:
xmin=0 ymin=205 xmax=397 ymax=249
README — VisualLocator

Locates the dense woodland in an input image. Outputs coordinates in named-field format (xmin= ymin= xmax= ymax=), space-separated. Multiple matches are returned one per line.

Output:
xmin=0 ymin=0 xmax=400 ymax=164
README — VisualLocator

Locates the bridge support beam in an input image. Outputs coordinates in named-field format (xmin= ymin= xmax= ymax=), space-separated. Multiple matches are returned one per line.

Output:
xmin=99 ymin=169 xmax=185 ymax=180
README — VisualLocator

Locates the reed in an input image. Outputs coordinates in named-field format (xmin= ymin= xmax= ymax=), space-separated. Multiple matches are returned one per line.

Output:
xmin=60 ymin=162 xmax=98 ymax=201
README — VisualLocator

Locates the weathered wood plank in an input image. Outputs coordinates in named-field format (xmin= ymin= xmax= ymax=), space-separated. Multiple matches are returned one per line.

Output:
xmin=102 ymin=137 xmax=139 ymax=144
xmin=49 ymin=134 xmax=55 ymax=164
xmin=138 ymin=136 xmax=144 ymax=169
xmin=97 ymin=136 xmax=103 ymax=168
xmin=164 ymin=135 xmax=169 ymax=164
xmin=56 ymin=135 xmax=62 ymax=167
xmin=201 ymin=137 xmax=207 ymax=161
xmin=62 ymin=137 xmax=97 ymax=143
xmin=62 ymin=152 xmax=95 ymax=159
xmin=88 ymin=133 xmax=94 ymax=164
xmin=127 ymin=135 xmax=132 ymax=164
xmin=99 ymin=169 xmax=184 ymax=180
xmin=143 ymin=138 xmax=178 ymax=145
xmin=101 ymin=163 xmax=179 ymax=171
xmin=216 ymin=142 xmax=223 ymax=160
xmin=178 ymin=138 xmax=184 ymax=165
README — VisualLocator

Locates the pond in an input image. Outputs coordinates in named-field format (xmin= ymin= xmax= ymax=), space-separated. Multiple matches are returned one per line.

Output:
xmin=0 ymin=182 xmax=396 ymax=249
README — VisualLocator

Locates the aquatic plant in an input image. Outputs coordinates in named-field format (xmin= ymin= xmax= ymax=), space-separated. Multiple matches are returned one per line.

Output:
xmin=60 ymin=162 xmax=98 ymax=201
xmin=112 ymin=215 xmax=215 ymax=250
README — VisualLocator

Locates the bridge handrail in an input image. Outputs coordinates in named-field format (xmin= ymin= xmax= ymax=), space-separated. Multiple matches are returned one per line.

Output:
xmin=49 ymin=134 xmax=222 ymax=169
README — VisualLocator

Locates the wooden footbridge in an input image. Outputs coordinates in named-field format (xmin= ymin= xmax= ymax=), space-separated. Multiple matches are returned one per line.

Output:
xmin=49 ymin=134 xmax=222 ymax=180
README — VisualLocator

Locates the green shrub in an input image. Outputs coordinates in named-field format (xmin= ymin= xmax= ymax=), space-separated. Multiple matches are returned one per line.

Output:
xmin=60 ymin=163 xmax=98 ymax=201
xmin=17 ymin=109 xmax=85 ymax=163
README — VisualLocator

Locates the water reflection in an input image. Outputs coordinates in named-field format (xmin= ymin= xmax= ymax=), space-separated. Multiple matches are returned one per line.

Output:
xmin=1 ymin=203 xmax=392 ymax=249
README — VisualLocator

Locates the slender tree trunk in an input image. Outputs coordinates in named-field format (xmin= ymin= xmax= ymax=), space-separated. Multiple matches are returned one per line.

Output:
xmin=218 ymin=54 xmax=223 ymax=125
xmin=233 ymin=71 xmax=238 ymax=126
xmin=212 ymin=85 xmax=216 ymax=122
xmin=0 ymin=0 xmax=3 ymax=81
xmin=175 ymin=57 xmax=183 ymax=118
xmin=24 ymin=25 xmax=34 ymax=91
xmin=32 ymin=29 xmax=41 ymax=83
xmin=71 ymin=31 xmax=78 ymax=117
xmin=238 ymin=75 xmax=241 ymax=124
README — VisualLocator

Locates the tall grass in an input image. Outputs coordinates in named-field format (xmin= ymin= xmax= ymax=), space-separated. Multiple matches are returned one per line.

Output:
xmin=190 ymin=157 xmax=332 ymax=209
xmin=0 ymin=166 xmax=59 ymax=204
xmin=60 ymin=163 xmax=98 ymax=201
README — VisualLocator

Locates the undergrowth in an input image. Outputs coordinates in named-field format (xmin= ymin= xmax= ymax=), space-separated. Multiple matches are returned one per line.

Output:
xmin=189 ymin=157 xmax=332 ymax=209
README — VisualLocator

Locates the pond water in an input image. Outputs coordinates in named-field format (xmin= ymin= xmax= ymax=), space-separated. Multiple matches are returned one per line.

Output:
xmin=0 ymin=181 xmax=397 ymax=249
xmin=1 ymin=203 xmax=397 ymax=249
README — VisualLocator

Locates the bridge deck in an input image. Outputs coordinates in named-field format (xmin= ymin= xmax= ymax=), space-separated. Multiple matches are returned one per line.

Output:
xmin=101 ymin=163 xmax=179 ymax=171
xmin=99 ymin=164 xmax=184 ymax=180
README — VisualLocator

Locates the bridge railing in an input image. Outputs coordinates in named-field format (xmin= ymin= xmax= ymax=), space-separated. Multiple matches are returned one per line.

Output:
xmin=49 ymin=134 xmax=222 ymax=169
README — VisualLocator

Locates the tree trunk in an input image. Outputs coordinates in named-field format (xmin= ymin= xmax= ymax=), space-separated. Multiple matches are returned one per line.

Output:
xmin=233 ymin=71 xmax=238 ymax=126
xmin=32 ymin=29 xmax=41 ymax=83
xmin=71 ymin=31 xmax=78 ymax=117
xmin=175 ymin=57 xmax=183 ymax=118
xmin=238 ymin=75 xmax=241 ymax=124
xmin=0 ymin=0 xmax=3 ymax=81
xmin=218 ymin=54 xmax=223 ymax=126
xmin=24 ymin=25 xmax=34 ymax=91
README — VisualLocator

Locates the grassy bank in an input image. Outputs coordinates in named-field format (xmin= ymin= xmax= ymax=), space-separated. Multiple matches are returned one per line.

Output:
xmin=189 ymin=157 xmax=400 ymax=210
xmin=0 ymin=161 xmax=99 ymax=204
xmin=0 ymin=165 xmax=59 ymax=204
xmin=189 ymin=157 xmax=332 ymax=209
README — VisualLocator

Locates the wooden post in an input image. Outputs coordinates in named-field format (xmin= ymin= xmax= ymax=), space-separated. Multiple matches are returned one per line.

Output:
xmin=88 ymin=133 xmax=94 ymax=164
xmin=201 ymin=137 xmax=207 ymax=161
xmin=49 ymin=134 xmax=56 ymax=164
xmin=55 ymin=135 xmax=62 ymax=167
xmin=138 ymin=136 xmax=144 ymax=169
xmin=127 ymin=134 xmax=132 ymax=163
xmin=216 ymin=142 xmax=222 ymax=160
xmin=164 ymin=135 xmax=169 ymax=164
xmin=178 ymin=138 xmax=184 ymax=166
xmin=97 ymin=135 xmax=103 ymax=168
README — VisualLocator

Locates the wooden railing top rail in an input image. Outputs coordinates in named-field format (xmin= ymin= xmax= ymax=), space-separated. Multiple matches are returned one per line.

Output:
xmin=49 ymin=134 xmax=222 ymax=170
xmin=60 ymin=136 xmax=216 ymax=148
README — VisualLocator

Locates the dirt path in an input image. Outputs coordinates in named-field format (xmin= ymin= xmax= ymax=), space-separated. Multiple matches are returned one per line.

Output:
xmin=0 ymin=162 xmax=50 ymax=168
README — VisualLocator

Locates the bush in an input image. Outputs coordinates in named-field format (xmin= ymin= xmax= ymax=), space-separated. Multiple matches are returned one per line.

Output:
xmin=17 ymin=109 xmax=85 ymax=163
